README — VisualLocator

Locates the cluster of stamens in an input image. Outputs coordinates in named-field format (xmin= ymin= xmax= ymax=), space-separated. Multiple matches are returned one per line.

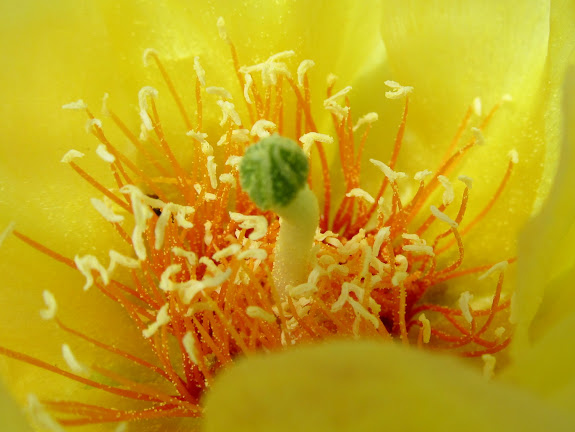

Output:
xmin=1 ymin=17 xmax=519 ymax=429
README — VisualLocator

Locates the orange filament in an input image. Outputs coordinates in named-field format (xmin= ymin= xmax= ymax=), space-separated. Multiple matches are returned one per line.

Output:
xmin=1 ymin=22 xmax=519 ymax=429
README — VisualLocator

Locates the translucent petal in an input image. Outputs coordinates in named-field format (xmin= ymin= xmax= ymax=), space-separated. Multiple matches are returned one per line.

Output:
xmin=204 ymin=340 xmax=575 ymax=432
xmin=0 ymin=384 xmax=31 ymax=432
xmin=512 ymin=0 xmax=575 ymax=354
xmin=504 ymin=310 xmax=575 ymax=413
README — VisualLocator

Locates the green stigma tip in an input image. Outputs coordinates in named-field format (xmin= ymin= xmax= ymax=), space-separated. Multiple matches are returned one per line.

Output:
xmin=239 ymin=135 xmax=309 ymax=210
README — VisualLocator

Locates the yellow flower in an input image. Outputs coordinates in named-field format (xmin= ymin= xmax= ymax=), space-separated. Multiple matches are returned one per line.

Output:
xmin=0 ymin=1 xmax=573 ymax=432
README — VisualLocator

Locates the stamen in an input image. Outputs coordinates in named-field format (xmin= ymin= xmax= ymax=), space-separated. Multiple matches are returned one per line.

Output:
xmin=458 ymin=291 xmax=474 ymax=323
xmin=142 ymin=303 xmax=171 ymax=338
xmin=62 ymin=344 xmax=87 ymax=374
xmin=299 ymin=132 xmax=334 ymax=157
xmin=194 ymin=56 xmax=206 ymax=87
xmin=95 ymin=144 xmax=115 ymax=163
xmin=297 ymin=60 xmax=315 ymax=87
xmin=482 ymin=354 xmax=496 ymax=380
xmin=60 ymin=149 xmax=84 ymax=163
xmin=418 ymin=313 xmax=431 ymax=344
xmin=39 ymin=290 xmax=57 ymax=320
xmin=0 ymin=221 xmax=15 ymax=247
xmin=384 ymin=80 xmax=413 ymax=99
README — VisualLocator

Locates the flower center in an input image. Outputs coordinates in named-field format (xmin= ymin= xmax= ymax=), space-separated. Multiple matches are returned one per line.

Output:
xmin=1 ymin=17 xmax=519 ymax=428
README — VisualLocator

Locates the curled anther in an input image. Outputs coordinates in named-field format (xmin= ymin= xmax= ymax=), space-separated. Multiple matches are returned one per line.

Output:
xmin=385 ymin=80 xmax=413 ymax=99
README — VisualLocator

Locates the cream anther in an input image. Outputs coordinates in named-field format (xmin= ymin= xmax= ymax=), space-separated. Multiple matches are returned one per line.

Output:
xmin=61 ymin=149 xmax=84 ymax=163
xmin=154 ymin=203 xmax=195 ymax=249
xmin=418 ymin=313 xmax=431 ymax=343
xmin=229 ymin=212 xmax=268 ymax=240
xmin=243 ymin=73 xmax=253 ymax=104
xmin=172 ymin=247 xmax=198 ymax=267
xmin=471 ymin=127 xmax=485 ymax=145
xmin=494 ymin=327 xmax=506 ymax=338
xmin=438 ymin=175 xmax=454 ymax=205
xmin=138 ymin=86 xmax=158 ymax=131
xmin=96 ymin=144 xmax=115 ymax=163
xmin=297 ymin=59 xmax=315 ymax=87
xmin=458 ymin=291 xmax=474 ymax=323
xmin=84 ymin=118 xmax=102 ymax=133
xmin=101 ymin=93 xmax=110 ymax=116
xmin=458 ymin=175 xmax=473 ymax=189
xmin=353 ymin=112 xmax=379 ymax=132
xmin=226 ymin=155 xmax=243 ymax=169
xmin=107 ymin=250 xmax=139 ymax=273
xmin=246 ymin=306 xmax=276 ymax=323
xmin=250 ymin=119 xmax=277 ymax=138
xmin=142 ymin=48 xmax=159 ymax=67
xmin=180 ymin=268 xmax=232 ymax=304
xmin=74 ymin=254 xmax=109 ymax=291
xmin=40 ymin=290 xmax=57 ymax=320
xmin=219 ymin=173 xmax=236 ymax=187
xmin=414 ymin=170 xmax=433 ymax=182
xmin=206 ymin=86 xmax=233 ymax=100
xmin=346 ymin=188 xmax=375 ymax=204
xmin=90 ymin=198 xmax=124 ymax=223
xmin=482 ymin=354 xmax=496 ymax=380
xmin=194 ymin=56 xmax=206 ymax=86
xmin=183 ymin=332 xmax=199 ymax=365
xmin=508 ymin=149 xmax=519 ymax=164
xmin=299 ymin=132 xmax=334 ymax=157
xmin=327 ymin=73 xmax=338 ymax=88
xmin=395 ymin=254 xmax=408 ymax=273
xmin=240 ymin=51 xmax=295 ymax=86
xmin=207 ymin=156 xmax=218 ymax=189
xmin=120 ymin=185 xmax=155 ymax=260
xmin=0 ymin=222 xmax=15 ymax=248
xmin=325 ymin=86 xmax=352 ymax=103
xmin=186 ymin=130 xmax=213 ymax=155
xmin=238 ymin=248 xmax=267 ymax=260
xmin=324 ymin=86 xmax=352 ymax=119
xmin=370 ymin=159 xmax=407 ymax=183
xmin=472 ymin=97 xmax=482 ymax=116
xmin=62 ymin=344 xmax=86 ymax=374
xmin=62 ymin=99 xmax=87 ymax=110
xmin=216 ymin=17 xmax=228 ymax=41
xmin=478 ymin=260 xmax=508 ymax=280
xmin=392 ymin=271 xmax=408 ymax=286
xmin=205 ymin=193 xmax=217 ymax=201
xmin=384 ymin=80 xmax=413 ymax=99
xmin=430 ymin=205 xmax=458 ymax=228
xmin=217 ymin=100 xmax=241 ymax=126
xmin=204 ymin=221 xmax=213 ymax=246
xmin=142 ymin=303 xmax=171 ymax=338
xmin=159 ymin=264 xmax=182 ymax=291
xmin=402 ymin=233 xmax=434 ymax=256
xmin=212 ymin=244 xmax=241 ymax=261
xmin=372 ymin=227 xmax=390 ymax=257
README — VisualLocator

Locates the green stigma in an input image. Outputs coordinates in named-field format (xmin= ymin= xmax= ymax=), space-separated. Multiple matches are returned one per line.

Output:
xmin=239 ymin=135 xmax=309 ymax=210
xmin=239 ymin=134 xmax=319 ymax=296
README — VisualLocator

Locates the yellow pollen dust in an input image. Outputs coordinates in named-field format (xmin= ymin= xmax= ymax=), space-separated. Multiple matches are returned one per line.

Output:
xmin=1 ymin=17 xmax=519 ymax=429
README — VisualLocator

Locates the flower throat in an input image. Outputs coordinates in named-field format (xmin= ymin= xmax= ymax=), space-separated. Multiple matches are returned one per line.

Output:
xmin=1 ymin=17 xmax=518 ymax=429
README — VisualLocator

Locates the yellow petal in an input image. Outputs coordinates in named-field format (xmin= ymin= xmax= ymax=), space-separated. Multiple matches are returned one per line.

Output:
xmin=504 ymin=309 xmax=575 ymax=413
xmin=0 ymin=384 xmax=32 ymax=432
xmin=204 ymin=340 xmax=574 ymax=432
xmin=512 ymin=0 xmax=575 ymax=353
xmin=379 ymin=0 xmax=572 ymax=305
